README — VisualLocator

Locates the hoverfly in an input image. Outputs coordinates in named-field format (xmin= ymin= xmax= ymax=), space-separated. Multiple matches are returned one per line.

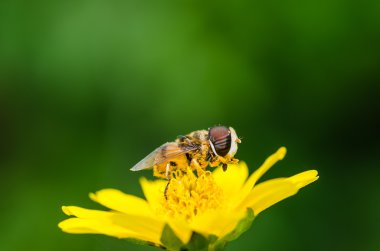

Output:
xmin=130 ymin=126 xmax=241 ymax=179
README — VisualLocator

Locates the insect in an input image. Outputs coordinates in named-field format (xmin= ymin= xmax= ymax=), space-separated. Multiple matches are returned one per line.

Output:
xmin=130 ymin=126 xmax=241 ymax=179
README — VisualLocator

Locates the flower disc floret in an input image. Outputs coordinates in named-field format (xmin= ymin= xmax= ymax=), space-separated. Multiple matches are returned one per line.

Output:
xmin=162 ymin=168 xmax=224 ymax=220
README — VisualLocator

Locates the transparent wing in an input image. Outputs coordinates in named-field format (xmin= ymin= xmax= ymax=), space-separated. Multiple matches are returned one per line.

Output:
xmin=130 ymin=145 xmax=162 ymax=171
xmin=130 ymin=142 xmax=199 ymax=171
xmin=154 ymin=142 xmax=199 ymax=165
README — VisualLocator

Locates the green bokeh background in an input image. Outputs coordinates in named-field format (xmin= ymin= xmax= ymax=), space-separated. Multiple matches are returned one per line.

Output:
xmin=1 ymin=1 xmax=379 ymax=250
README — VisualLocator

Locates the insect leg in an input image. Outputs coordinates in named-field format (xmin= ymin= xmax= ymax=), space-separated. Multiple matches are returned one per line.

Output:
xmin=165 ymin=162 xmax=171 ymax=180
xmin=191 ymin=159 xmax=205 ymax=176
xmin=218 ymin=156 xmax=227 ymax=163
xmin=222 ymin=163 xmax=228 ymax=172
xmin=164 ymin=179 xmax=171 ymax=200
xmin=164 ymin=162 xmax=173 ymax=200
xmin=231 ymin=157 xmax=239 ymax=164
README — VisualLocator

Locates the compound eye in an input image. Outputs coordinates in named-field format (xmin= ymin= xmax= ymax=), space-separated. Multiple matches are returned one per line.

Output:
xmin=209 ymin=126 xmax=231 ymax=156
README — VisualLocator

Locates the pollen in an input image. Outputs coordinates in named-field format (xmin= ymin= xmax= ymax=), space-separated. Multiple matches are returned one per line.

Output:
xmin=161 ymin=168 xmax=224 ymax=221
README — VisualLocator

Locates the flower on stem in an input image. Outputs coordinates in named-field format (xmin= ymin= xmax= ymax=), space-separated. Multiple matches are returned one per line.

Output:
xmin=58 ymin=147 xmax=318 ymax=250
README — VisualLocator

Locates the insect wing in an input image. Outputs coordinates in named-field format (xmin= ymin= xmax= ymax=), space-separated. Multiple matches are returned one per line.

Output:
xmin=130 ymin=145 xmax=161 ymax=171
xmin=130 ymin=142 xmax=199 ymax=171
xmin=154 ymin=142 xmax=198 ymax=165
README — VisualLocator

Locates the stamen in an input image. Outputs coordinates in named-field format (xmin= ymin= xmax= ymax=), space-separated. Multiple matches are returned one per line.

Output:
xmin=160 ymin=168 xmax=223 ymax=221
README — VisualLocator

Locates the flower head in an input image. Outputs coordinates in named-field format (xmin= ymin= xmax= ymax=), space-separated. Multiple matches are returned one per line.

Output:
xmin=59 ymin=147 xmax=318 ymax=250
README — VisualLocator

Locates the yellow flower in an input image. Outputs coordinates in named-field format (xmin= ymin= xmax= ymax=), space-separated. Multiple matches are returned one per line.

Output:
xmin=58 ymin=147 xmax=318 ymax=250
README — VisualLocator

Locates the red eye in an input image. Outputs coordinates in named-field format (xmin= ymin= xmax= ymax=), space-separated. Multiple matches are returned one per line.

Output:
xmin=209 ymin=126 xmax=231 ymax=156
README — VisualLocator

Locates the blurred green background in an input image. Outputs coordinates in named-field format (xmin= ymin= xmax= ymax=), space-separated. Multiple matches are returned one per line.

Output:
xmin=1 ymin=0 xmax=379 ymax=250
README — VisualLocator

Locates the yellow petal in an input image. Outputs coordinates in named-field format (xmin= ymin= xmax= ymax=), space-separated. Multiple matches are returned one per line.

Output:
xmin=58 ymin=218 xmax=134 ymax=237
xmin=59 ymin=217 xmax=160 ymax=243
xmin=287 ymin=170 xmax=319 ymax=189
xmin=62 ymin=206 xmax=110 ymax=218
xmin=140 ymin=177 xmax=167 ymax=212
xmin=110 ymin=213 xmax=164 ymax=243
xmin=89 ymin=189 xmax=153 ymax=217
xmin=167 ymin=217 xmax=193 ymax=244
xmin=190 ymin=210 xmax=245 ymax=238
xmin=212 ymin=162 xmax=249 ymax=202
xmin=242 ymin=170 xmax=318 ymax=215
xmin=247 ymin=147 xmax=287 ymax=189
xmin=232 ymin=147 xmax=287 ymax=209
xmin=60 ymin=206 xmax=164 ymax=244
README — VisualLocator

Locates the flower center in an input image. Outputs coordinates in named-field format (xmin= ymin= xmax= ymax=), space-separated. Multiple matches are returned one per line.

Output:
xmin=161 ymin=168 xmax=223 ymax=221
